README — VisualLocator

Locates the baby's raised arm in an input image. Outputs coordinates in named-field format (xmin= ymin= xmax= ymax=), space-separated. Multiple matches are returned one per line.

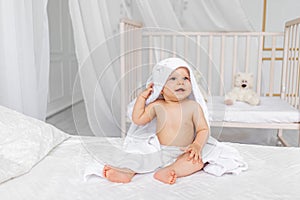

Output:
xmin=132 ymin=83 xmax=156 ymax=125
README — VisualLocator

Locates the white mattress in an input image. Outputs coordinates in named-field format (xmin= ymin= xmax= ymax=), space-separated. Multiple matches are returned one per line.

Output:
xmin=0 ymin=136 xmax=300 ymax=200
xmin=207 ymin=96 xmax=300 ymax=123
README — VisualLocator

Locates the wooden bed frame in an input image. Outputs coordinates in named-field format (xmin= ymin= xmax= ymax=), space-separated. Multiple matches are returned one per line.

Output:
xmin=119 ymin=18 xmax=300 ymax=146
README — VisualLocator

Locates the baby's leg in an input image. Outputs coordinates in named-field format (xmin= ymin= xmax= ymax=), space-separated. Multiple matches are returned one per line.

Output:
xmin=154 ymin=153 xmax=204 ymax=184
xmin=103 ymin=165 xmax=136 ymax=183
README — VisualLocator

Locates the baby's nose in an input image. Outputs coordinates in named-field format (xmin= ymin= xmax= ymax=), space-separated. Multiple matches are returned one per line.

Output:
xmin=178 ymin=80 xmax=184 ymax=84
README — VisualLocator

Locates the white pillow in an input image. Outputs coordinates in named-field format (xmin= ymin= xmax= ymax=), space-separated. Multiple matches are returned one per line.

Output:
xmin=0 ymin=105 xmax=70 ymax=184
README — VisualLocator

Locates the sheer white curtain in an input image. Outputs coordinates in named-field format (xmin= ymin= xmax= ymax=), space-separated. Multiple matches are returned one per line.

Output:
xmin=69 ymin=0 xmax=121 ymax=137
xmin=0 ymin=0 xmax=50 ymax=120
xmin=133 ymin=0 xmax=253 ymax=31
xmin=69 ymin=0 xmax=253 ymax=137
xmin=179 ymin=0 xmax=254 ymax=31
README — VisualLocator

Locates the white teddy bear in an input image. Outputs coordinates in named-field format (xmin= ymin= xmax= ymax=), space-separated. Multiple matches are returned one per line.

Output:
xmin=224 ymin=72 xmax=260 ymax=106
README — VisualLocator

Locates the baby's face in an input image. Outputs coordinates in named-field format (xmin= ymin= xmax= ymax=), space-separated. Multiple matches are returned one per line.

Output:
xmin=162 ymin=67 xmax=192 ymax=101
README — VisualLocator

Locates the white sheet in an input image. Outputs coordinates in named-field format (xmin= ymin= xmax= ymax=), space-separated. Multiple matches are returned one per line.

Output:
xmin=1 ymin=136 xmax=300 ymax=200
xmin=208 ymin=96 xmax=300 ymax=123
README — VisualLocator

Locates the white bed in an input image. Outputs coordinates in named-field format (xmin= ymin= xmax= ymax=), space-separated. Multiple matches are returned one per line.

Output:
xmin=1 ymin=136 xmax=300 ymax=200
xmin=1 ymin=105 xmax=300 ymax=200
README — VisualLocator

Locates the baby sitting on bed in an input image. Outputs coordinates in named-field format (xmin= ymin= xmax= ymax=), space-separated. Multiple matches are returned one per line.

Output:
xmin=101 ymin=58 xmax=247 ymax=185
xmin=103 ymin=59 xmax=209 ymax=184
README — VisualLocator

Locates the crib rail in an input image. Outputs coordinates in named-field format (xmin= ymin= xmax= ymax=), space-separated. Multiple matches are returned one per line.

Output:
xmin=282 ymin=18 xmax=300 ymax=109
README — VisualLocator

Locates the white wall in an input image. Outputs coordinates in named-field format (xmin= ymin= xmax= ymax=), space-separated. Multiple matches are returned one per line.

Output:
xmin=241 ymin=0 xmax=300 ymax=32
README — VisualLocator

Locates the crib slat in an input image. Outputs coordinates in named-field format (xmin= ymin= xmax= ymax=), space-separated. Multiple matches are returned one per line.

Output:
xmin=257 ymin=35 xmax=264 ymax=95
xmin=184 ymin=36 xmax=188 ymax=59
xmin=172 ymin=35 xmax=176 ymax=57
xmin=292 ymin=24 xmax=298 ymax=105
xmin=133 ymin=27 xmax=137 ymax=99
xmin=245 ymin=36 xmax=250 ymax=72
xmin=287 ymin=25 xmax=296 ymax=104
xmin=232 ymin=36 xmax=238 ymax=87
xmin=220 ymin=36 xmax=225 ymax=96
xmin=208 ymin=35 xmax=213 ymax=93
xmin=286 ymin=27 xmax=292 ymax=102
xmin=296 ymin=55 xmax=300 ymax=109
xmin=129 ymin=27 xmax=133 ymax=99
xmin=269 ymin=36 xmax=277 ymax=96
xmin=296 ymin=27 xmax=300 ymax=108
xmin=287 ymin=26 xmax=293 ymax=104
xmin=291 ymin=24 xmax=299 ymax=106
xmin=282 ymin=26 xmax=290 ymax=100
xmin=149 ymin=35 xmax=153 ymax=73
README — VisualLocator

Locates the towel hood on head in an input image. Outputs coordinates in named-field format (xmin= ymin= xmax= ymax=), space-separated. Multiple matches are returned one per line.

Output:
xmin=136 ymin=57 xmax=209 ymax=125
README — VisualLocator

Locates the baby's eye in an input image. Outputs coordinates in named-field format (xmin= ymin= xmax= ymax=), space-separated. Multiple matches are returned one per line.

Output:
xmin=169 ymin=77 xmax=176 ymax=81
xmin=183 ymin=77 xmax=190 ymax=81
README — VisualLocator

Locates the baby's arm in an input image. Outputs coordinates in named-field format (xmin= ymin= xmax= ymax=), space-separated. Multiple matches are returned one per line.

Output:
xmin=132 ymin=83 xmax=156 ymax=125
xmin=184 ymin=103 xmax=209 ymax=163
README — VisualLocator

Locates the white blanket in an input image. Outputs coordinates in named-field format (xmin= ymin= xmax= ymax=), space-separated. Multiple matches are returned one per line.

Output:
xmin=85 ymin=58 xmax=248 ymax=177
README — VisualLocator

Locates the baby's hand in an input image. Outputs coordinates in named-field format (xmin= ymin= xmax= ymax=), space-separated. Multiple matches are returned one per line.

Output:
xmin=139 ymin=83 xmax=153 ymax=100
xmin=181 ymin=143 xmax=202 ymax=164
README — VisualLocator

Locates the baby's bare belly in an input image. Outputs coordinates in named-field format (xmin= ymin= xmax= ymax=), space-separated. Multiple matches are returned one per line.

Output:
xmin=157 ymin=131 xmax=194 ymax=147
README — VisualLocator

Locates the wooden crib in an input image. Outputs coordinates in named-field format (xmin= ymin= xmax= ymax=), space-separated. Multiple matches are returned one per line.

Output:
xmin=119 ymin=18 xmax=300 ymax=146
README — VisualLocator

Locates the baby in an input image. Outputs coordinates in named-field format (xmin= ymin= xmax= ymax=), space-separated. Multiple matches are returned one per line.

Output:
xmin=103 ymin=66 xmax=209 ymax=184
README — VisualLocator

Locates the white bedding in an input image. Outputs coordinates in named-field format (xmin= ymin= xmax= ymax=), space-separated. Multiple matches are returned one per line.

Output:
xmin=0 ymin=105 xmax=69 ymax=184
xmin=0 ymin=136 xmax=299 ymax=200
xmin=207 ymin=96 xmax=300 ymax=123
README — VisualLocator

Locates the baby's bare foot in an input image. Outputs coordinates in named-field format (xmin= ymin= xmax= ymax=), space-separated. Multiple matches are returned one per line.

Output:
xmin=154 ymin=168 xmax=177 ymax=184
xmin=103 ymin=165 xmax=135 ymax=183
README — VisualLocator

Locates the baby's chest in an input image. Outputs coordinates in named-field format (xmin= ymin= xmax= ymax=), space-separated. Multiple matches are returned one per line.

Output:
xmin=156 ymin=108 xmax=193 ymax=125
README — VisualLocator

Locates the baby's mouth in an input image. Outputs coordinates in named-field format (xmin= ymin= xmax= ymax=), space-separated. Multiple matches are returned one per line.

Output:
xmin=175 ymin=88 xmax=185 ymax=92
